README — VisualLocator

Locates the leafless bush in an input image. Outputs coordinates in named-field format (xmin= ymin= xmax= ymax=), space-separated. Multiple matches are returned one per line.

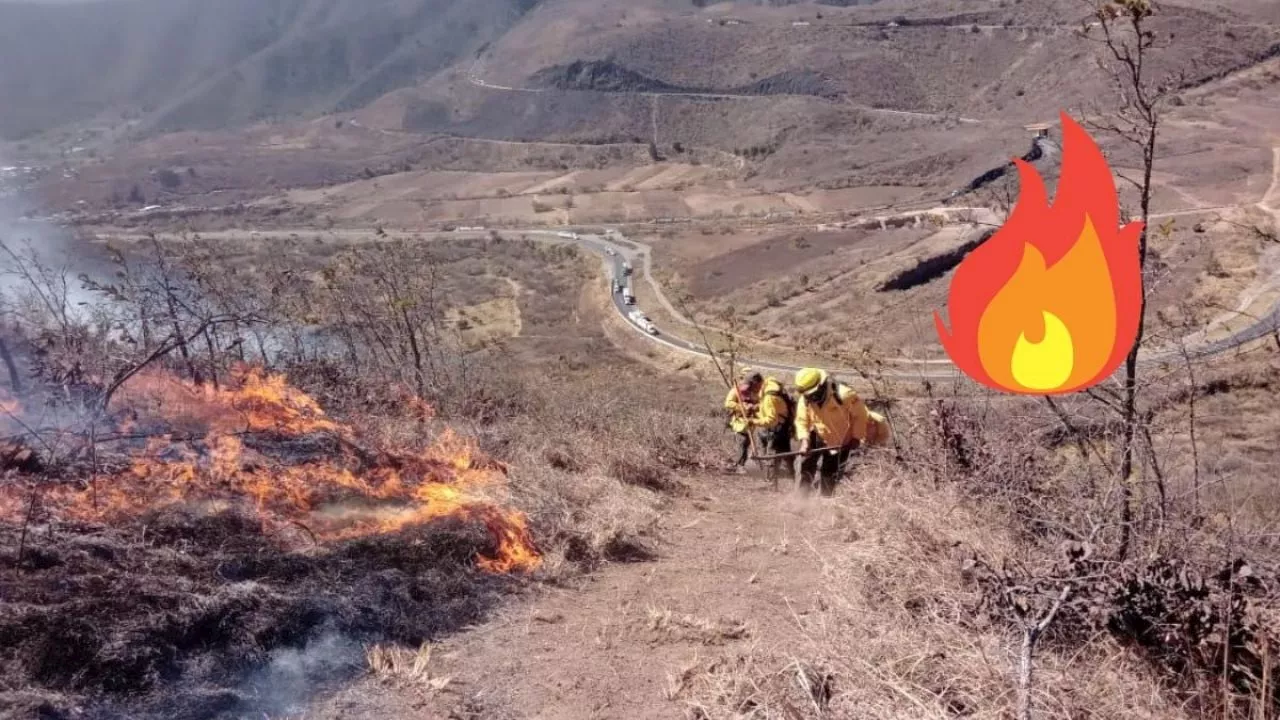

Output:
xmin=904 ymin=370 xmax=1280 ymax=719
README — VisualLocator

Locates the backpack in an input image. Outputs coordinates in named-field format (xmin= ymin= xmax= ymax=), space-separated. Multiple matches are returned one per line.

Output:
xmin=764 ymin=385 xmax=796 ymax=421
xmin=831 ymin=384 xmax=891 ymax=447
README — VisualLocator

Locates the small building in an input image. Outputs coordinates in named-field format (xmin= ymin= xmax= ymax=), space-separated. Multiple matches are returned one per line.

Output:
xmin=1025 ymin=123 xmax=1052 ymax=139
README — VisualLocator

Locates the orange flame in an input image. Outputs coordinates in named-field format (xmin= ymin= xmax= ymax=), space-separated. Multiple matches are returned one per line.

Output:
xmin=934 ymin=111 xmax=1144 ymax=395
xmin=113 ymin=365 xmax=341 ymax=436
xmin=2 ymin=365 xmax=541 ymax=573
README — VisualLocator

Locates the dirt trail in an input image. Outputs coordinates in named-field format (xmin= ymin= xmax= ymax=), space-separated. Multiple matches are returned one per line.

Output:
xmin=304 ymin=476 xmax=860 ymax=719
xmin=1260 ymin=146 xmax=1280 ymax=216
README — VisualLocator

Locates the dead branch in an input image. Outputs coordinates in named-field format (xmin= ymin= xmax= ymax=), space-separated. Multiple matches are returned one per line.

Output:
xmin=1017 ymin=582 xmax=1074 ymax=720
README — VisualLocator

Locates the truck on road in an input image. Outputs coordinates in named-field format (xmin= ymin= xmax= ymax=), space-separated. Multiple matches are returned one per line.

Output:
xmin=622 ymin=261 xmax=632 ymax=276
xmin=623 ymin=287 xmax=635 ymax=305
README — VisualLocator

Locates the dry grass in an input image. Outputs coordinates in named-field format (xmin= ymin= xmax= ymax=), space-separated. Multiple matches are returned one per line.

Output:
xmin=644 ymin=607 xmax=751 ymax=646
xmin=665 ymin=467 xmax=1201 ymax=720
xmin=365 ymin=643 xmax=444 ymax=687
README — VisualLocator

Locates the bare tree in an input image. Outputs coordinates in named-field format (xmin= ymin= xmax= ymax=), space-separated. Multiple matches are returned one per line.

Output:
xmin=1077 ymin=0 xmax=1180 ymax=559
xmin=671 ymin=292 xmax=763 ymax=472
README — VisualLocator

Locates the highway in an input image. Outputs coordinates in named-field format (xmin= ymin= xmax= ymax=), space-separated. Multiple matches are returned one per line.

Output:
xmin=525 ymin=225 xmax=1280 ymax=389
xmin=88 ymin=208 xmax=1280 ymax=389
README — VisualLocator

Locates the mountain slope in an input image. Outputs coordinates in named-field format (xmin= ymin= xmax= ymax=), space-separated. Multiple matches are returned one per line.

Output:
xmin=0 ymin=0 xmax=537 ymax=140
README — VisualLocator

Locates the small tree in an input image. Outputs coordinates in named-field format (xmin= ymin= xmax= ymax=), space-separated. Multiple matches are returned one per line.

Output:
xmin=1077 ymin=0 xmax=1179 ymax=559
xmin=154 ymin=169 xmax=182 ymax=190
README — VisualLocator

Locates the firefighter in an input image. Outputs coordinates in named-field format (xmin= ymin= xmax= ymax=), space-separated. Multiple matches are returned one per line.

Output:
xmin=792 ymin=367 xmax=871 ymax=497
xmin=724 ymin=369 xmax=763 ymax=473
xmin=749 ymin=374 xmax=796 ymax=484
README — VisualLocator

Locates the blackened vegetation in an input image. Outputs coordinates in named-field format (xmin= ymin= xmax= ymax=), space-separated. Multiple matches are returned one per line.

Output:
xmin=0 ymin=509 xmax=508 ymax=720
xmin=0 ymin=232 xmax=709 ymax=720
xmin=532 ymin=60 xmax=685 ymax=94
xmin=877 ymin=229 xmax=993 ymax=292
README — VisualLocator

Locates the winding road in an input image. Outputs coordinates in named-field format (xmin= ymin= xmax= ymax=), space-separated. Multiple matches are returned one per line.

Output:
xmin=92 ymin=199 xmax=1279 ymax=388
xmin=554 ymin=137 xmax=1280 ymax=386
xmin=522 ymin=202 xmax=1280 ymax=388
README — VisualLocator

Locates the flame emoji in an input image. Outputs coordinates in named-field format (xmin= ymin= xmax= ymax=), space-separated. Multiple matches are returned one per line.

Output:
xmin=934 ymin=111 xmax=1144 ymax=395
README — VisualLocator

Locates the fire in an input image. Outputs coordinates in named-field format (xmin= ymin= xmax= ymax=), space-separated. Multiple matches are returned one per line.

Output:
xmin=2 ymin=365 xmax=541 ymax=573
xmin=115 ymin=365 xmax=341 ymax=436
xmin=935 ymin=111 xmax=1144 ymax=395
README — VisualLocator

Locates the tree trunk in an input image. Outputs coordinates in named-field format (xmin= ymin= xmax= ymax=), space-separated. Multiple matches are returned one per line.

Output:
xmin=1117 ymin=123 xmax=1158 ymax=561
xmin=0 ymin=337 xmax=22 ymax=393
xmin=400 ymin=305 xmax=426 ymax=397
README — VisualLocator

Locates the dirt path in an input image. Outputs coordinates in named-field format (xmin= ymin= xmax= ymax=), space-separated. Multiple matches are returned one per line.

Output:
xmin=303 ymin=476 xmax=860 ymax=720
xmin=1260 ymin=146 xmax=1280 ymax=216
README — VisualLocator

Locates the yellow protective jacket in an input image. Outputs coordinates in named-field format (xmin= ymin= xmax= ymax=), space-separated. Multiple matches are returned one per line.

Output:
xmin=751 ymin=377 xmax=791 ymax=431
xmin=795 ymin=382 xmax=869 ymax=449
xmin=724 ymin=386 xmax=754 ymax=434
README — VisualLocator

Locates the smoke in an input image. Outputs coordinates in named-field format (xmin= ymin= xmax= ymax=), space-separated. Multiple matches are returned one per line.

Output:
xmin=0 ymin=148 xmax=113 ymax=311
xmin=230 ymin=629 xmax=365 ymax=718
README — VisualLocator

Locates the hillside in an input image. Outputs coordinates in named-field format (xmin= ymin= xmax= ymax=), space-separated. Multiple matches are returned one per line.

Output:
xmin=5 ymin=0 xmax=1278 ymax=153
xmin=0 ymin=0 xmax=537 ymax=141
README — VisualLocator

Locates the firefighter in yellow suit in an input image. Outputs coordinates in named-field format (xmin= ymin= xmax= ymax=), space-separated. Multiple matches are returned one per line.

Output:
xmin=750 ymin=374 xmax=795 ymax=482
xmin=723 ymin=368 xmax=794 ymax=474
xmin=792 ymin=367 xmax=891 ymax=496
xmin=724 ymin=369 xmax=762 ymax=472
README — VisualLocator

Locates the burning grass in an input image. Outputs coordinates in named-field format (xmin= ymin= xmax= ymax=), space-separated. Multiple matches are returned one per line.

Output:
xmin=0 ymin=353 xmax=731 ymax=718
xmin=6 ymin=364 xmax=542 ymax=573
xmin=0 ymin=364 xmax=553 ymax=719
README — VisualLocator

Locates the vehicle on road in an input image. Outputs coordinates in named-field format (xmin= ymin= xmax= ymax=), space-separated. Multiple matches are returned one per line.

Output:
xmin=622 ymin=262 xmax=632 ymax=276
xmin=607 ymin=248 xmax=616 ymax=256
xmin=642 ymin=320 xmax=658 ymax=335
xmin=623 ymin=287 xmax=635 ymax=305
xmin=612 ymin=279 xmax=621 ymax=294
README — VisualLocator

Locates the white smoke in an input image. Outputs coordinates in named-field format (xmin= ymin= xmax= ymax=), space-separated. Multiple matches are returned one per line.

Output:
xmin=0 ymin=149 xmax=112 ymax=318
xmin=232 ymin=630 xmax=364 ymax=717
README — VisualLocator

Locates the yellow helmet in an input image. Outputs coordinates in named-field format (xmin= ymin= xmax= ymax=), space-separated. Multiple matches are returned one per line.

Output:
xmin=794 ymin=367 xmax=828 ymax=396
